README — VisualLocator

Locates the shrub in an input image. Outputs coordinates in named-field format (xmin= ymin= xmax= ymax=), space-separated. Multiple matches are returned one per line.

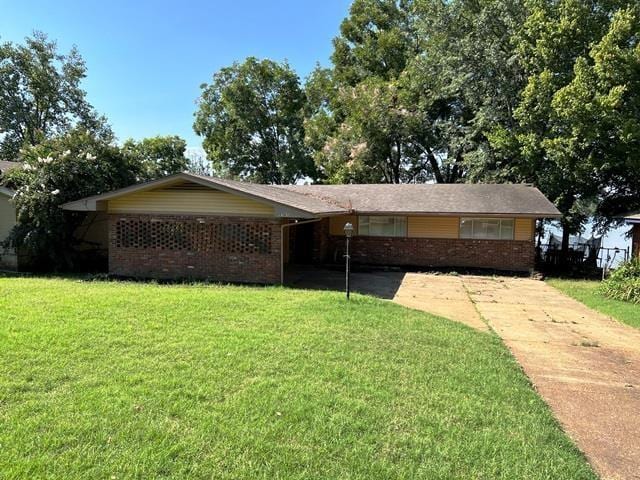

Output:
xmin=599 ymin=257 xmax=640 ymax=304
xmin=2 ymin=129 xmax=138 ymax=270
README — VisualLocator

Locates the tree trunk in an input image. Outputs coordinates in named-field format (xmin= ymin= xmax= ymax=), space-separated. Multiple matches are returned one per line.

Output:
xmin=426 ymin=149 xmax=444 ymax=184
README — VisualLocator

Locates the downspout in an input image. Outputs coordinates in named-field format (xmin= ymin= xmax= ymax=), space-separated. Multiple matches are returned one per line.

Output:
xmin=280 ymin=218 xmax=322 ymax=285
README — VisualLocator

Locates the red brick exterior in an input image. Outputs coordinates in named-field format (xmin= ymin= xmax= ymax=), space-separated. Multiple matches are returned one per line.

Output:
xmin=107 ymin=212 xmax=536 ymax=283
xmin=108 ymin=214 xmax=282 ymax=283
xmin=633 ymin=224 xmax=640 ymax=258
xmin=325 ymin=235 xmax=535 ymax=272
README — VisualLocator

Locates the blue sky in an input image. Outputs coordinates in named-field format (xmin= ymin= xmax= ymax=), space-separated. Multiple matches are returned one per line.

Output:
xmin=1 ymin=0 xmax=352 ymax=147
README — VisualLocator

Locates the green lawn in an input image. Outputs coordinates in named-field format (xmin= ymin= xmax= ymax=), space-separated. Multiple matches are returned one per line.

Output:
xmin=0 ymin=277 xmax=595 ymax=479
xmin=548 ymin=278 xmax=640 ymax=329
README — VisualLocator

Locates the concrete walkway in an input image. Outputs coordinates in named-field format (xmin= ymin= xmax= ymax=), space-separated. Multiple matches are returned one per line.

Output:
xmin=393 ymin=274 xmax=640 ymax=480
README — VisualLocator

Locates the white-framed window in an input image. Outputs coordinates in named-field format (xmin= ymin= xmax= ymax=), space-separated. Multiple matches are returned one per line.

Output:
xmin=358 ymin=216 xmax=407 ymax=237
xmin=459 ymin=218 xmax=514 ymax=240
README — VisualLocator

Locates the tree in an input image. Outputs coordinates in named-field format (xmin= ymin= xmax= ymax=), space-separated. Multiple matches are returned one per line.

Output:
xmin=2 ymin=128 xmax=137 ymax=270
xmin=305 ymin=0 xmax=525 ymax=185
xmin=411 ymin=0 xmax=528 ymax=184
xmin=331 ymin=0 xmax=418 ymax=86
xmin=193 ymin=57 xmax=315 ymax=184
xmin=305 ymin=0 xmax=429 ymax=184
xmin=552 ymin=5 xmax=640 ymax=223
xmin=122 ymin=135 xmax=189 ymax=182
xmin=0 ymin=32 xmax=110 ymax=161
xmin=488 ymin=0 xmax=639 ymax=251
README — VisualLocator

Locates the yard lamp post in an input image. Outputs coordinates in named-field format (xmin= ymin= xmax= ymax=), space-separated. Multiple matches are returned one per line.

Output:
xmin=344 ymin=222 xmax=354 ymax=300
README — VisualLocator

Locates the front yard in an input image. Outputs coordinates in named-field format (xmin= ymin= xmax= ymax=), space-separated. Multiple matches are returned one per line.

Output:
xmin=0 ymin=277 xmax=594 ymax=479
xmin=548 ymin=278 xmax=640 ymax=329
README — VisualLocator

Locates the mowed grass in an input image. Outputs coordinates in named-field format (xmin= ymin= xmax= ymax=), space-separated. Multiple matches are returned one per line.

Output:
xmin=548 ymin=278 xmax=640 ymax=329
xmin=0 ymin=277 xmax=595 ymax=479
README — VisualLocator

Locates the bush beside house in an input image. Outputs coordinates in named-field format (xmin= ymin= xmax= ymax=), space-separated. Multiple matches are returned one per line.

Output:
xmin=600 ymin=258 xmax=640 ymax=304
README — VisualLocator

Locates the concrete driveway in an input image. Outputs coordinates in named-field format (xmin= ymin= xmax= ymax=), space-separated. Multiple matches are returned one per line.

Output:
xmin=288 ymin=268 xmax=640 ymax=479
xmin=394 ymin=273 xmax=640 ymax=480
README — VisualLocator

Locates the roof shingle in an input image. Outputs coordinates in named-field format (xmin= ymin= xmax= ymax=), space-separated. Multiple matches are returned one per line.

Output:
xmin=275 ymin=183 xmax=560 ymax=217
xmin=62 ymin=172 xmax=561 ymax=218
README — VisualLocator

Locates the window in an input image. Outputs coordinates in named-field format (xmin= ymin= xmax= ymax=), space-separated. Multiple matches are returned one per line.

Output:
xmin=358 ymin=216 xmax=407 ymax=237
xmin=459 ymin=218 xmax=514 ymax=240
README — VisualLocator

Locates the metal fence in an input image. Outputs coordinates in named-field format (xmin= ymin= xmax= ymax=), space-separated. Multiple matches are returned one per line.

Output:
xmin=537 ymin=243 xmax=629 ymax=271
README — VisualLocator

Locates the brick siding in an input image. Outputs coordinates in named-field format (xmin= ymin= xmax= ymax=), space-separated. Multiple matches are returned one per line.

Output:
xmin=326 ymin=235 xmax=535 ymax=272
xmin=311 ymin=218 xmax=330 ymax=263
xmin=108 ymin=214 xmax=282 ymax=283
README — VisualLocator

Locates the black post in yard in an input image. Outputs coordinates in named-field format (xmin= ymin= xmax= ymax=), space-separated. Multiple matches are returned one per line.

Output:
xmin=344 ymin=222 xmax=354 ymax=300
xmin=345 ymin=235 xmax=350 ymax=300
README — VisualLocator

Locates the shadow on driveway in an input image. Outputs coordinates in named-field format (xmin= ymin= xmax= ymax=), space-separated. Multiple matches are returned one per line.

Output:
xmin=284 ymin=265 xmax=406 ymax=300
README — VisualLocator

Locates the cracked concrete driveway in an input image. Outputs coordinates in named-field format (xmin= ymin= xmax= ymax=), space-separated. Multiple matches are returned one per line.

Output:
xmin=393 ymin=273 xmax=640 ymax=480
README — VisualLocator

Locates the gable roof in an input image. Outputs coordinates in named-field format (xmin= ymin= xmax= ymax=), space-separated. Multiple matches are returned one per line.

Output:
xmin=61 ymin=172 xmax=561 ymax=218
xmin=61 ymin=172 xmax=346 ymax=218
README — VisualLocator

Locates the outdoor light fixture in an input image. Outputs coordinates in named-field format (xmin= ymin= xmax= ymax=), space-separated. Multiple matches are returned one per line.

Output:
xmin=344 ymin=222 xmax=354 ymax=238
xmin=344 ymin=222 xmax=354 ymax=300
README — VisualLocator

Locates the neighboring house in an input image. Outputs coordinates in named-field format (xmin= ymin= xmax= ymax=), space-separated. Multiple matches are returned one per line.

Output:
xmin=624 ymin=213 xmax=640 ymax=258
xmin=0 ymin=161 xmax=21 ymax=269
xmin=62 ymin=172 xmax=561 ymax=283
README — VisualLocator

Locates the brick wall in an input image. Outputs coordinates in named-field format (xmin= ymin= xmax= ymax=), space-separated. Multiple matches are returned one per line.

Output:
xmin=108 ymin=214 xmax=282 ymax=283
xmin=311 ymin=218 xmax=330 ymax=263
xmin=326 ymin=235 xmax=535 ymax=272
xmin=633 ymin=224 xmax=640 ymax=258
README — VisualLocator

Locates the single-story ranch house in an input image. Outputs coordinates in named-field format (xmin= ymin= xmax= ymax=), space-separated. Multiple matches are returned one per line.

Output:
xmin=0 ymin=161 xmax=21 ymax=269
xmin=62 ymin=172 xmax=561 ymax=283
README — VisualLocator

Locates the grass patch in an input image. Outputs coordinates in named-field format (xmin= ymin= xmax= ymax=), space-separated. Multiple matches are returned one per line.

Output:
xmin=548 ymin=278 xmax=640 ymax=329
xmin=0 ymin=277 xmax=595 ymax=479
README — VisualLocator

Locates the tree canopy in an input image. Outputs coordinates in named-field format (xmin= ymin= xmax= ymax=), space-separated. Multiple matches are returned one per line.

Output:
xmin=122 ymin=135 xmax=189 ymax=182
xmin=2 ymin=128 xmax=137 ymax=269
xmin=193 ymin=57 xmax=315 ymax=184
xmin=487 ymin=0 xmax=640 ymax=243
xmin=303 ymin=0 xmax=528 ymax=185
xmin=0 ymin=32 xmax=110 ymax=161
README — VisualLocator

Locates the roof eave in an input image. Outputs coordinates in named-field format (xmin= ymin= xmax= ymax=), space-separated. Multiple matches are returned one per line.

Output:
xmin=352 ymin=210 xmax=561 ymax=218
xmin=61 ymin=172 xmax=325 ymax=218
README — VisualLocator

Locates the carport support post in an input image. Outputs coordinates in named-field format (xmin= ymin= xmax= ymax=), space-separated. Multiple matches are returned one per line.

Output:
xmin=344 ymin=222 xmax=354 ymax=300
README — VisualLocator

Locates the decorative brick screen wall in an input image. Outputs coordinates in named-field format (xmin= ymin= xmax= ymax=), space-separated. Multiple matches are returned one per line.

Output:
xmin=326 ymin=235 xmax=535 ymax=272
xmin=109 ymin=214 xmax=281 ymax=283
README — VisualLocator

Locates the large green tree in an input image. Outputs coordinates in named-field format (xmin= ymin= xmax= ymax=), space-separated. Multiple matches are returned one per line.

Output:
xmin=488 ymin=0 xmax=640 ymax=249
xmin=305 ymin=0 xmax=526 ymax=185
xmin=122 ymin=135 xmax=189 ymax=182
xmin=411 ymin=0 xmax=528 ymax=184
xmin=194 ymin=57 xmax=315 ymax=184
xmin=0 ymin=32 xmax=109 ymax=161
xmin=2 ymin=128 xmax=137 ymax=270
xmin=551 ymin=5 xmax=640 ymax=222
xmin=305 ymin=0 xmax=425 ymax=184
